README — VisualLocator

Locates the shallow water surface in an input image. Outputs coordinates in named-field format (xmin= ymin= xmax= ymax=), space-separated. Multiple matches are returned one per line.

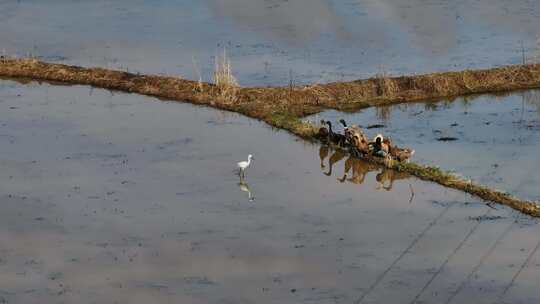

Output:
xmin=1 ymin=81 xmax=540 ymax=303
xmin=313 ymin=91 xmax=540 ymax=202
xmin=2 ymin=0 xmax=540 ymax=85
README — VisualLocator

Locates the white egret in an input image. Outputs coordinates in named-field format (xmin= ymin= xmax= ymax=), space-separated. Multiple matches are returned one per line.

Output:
xmin=237 ymin=154 xmax=254 ymax=177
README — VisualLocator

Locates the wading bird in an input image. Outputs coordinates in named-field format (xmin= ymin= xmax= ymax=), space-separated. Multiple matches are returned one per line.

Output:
xmin=237 ymin=154 xmax=254 ymax=178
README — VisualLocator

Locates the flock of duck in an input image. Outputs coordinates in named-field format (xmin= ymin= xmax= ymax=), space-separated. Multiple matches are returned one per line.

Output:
xmin=317 ymin=119 xmax=415 ymax=163
xmin=235 ymin=118 xmax=415 ymax=201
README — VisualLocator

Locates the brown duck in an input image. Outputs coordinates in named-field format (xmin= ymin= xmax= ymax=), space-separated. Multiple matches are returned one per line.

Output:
xmin=351 ymin=133 xmax=370 ymax=156
xmin=388 ymin=146 xmax=415 ymax=162
xmin=317 ymin=120 xmax=329 ymax=140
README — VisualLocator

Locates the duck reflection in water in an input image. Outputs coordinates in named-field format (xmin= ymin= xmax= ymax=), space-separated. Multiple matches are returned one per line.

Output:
xmin=323 ymin=149 xmax=346 ymax=176
xmin=338 ymin=156 xmax=379 ymax=184
xmin=318 ymin=148 xmax=411 ymax=190
xmin=238 ymin=176 xmax=255 ymax=202
xmin=319 ymin=145 xmax=329 ymax=169
xmin=376 ymin=168 xmax=410 ymax=191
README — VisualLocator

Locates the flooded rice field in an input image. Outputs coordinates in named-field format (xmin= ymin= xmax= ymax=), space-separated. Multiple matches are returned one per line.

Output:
xmin=1 ymin=80 xmax=540 ymax=303
xmin=2 ymin=0 xmax=540 ymax=85
xmin=2 ymin=0 xmax=540 ymax=302
xmin=314 ymin=91 xmax=540 ymax=202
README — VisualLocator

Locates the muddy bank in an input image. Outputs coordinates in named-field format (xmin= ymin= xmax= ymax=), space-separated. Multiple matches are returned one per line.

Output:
xmin=1 ymin=58 xmax=540 ymax=216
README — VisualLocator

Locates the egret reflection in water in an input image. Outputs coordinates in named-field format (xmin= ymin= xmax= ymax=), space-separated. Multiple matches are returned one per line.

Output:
xmin=238 ymin=176 xmax=255 ymax=202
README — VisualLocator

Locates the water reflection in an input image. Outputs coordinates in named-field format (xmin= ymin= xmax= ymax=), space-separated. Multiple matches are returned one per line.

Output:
xmin=338 ymin=155 xmax=379 ymax=184
xmin=319 ymin=145 xmax=329 ymax=169
xmin=314 ymin=90 xmax=540 ymax=200
xmin=345 ymin=90 xmax=540 ymax=125
xmin=521 ymin=90 xmax=540 ymax=114
xmin=3 ymin=0 xmax=540 ymax=87
xmin=238 ymin=176 xmax=255 ymax=202
xmin=375 ymin=168 xmax=410 ymax=191
xmin=318 ymin=147 xmax=411 ymax=190
xmin=207 ymin=0 xmax=540 ymax=53
xmin=323 ymin=149 xmax=346 ymax=176
xmin=207 ymin=0 xmax=351 ymax=45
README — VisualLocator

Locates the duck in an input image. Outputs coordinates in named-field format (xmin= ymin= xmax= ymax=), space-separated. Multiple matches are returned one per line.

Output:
xmin=339 ymin=119 xmax=365 ymax=142
xmin=339 ymin=119 xmax=362 ymax=131
xmin=339 ymin=119 xmax=354 ymax=142
xmin=324 ymin=121 xmax=346 ymax=147
xmin=388 ymin=146 xmax=415 ymax=163
xmin=369 ymin=134 xmax=392 ymax=156
xmin=351 ymin=133 xmax=370 ymax=157
xmin=317 ymin=120 xmax=329 ymax=140
xmin=340 ymin=119 xmax=369 ymax=150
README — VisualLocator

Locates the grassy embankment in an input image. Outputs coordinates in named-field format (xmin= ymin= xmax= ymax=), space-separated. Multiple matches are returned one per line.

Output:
xmin=1 ymin=57 xmax=540 ymax=216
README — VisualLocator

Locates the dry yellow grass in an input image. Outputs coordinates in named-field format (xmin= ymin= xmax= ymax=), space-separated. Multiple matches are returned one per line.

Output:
xmin=213 ymin=49 xmax=239 ymax=103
